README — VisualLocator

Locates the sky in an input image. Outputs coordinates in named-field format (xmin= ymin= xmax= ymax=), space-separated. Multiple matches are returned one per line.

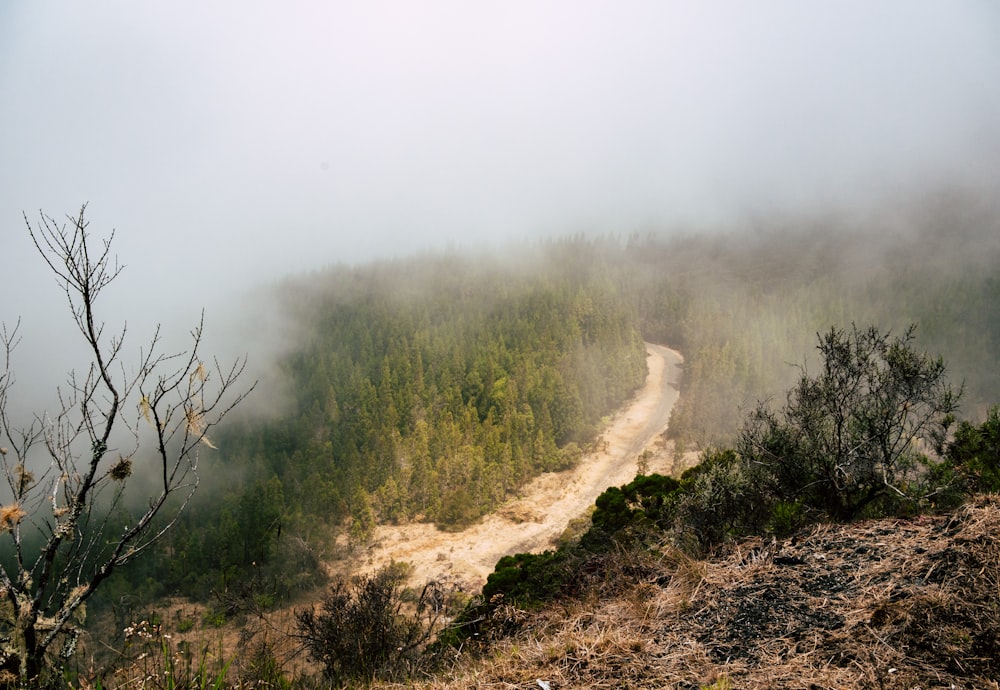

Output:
xmin=1 ymin=1 xmax=999 ymax=394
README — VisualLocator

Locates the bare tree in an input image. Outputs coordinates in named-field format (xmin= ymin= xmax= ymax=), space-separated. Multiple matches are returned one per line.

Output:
xmin=0 ymin=205 xmax=254 ymax=686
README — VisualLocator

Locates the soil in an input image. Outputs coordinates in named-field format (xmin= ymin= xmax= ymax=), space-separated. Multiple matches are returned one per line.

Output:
xmin=348 ymin=343 xmax=691 ymax=590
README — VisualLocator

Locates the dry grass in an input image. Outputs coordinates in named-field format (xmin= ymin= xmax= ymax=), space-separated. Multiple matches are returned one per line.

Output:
xmin=75 ymin=597 xmax=318 ymax=689
xmin=86 ymin=497 xmax=1000 ymax=688
xmin=379 ymin=496 xmax=1000 ymax=689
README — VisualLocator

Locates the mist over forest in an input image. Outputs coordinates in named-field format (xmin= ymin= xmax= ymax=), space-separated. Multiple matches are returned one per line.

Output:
xmin=20 ymin=180 xmax=972 ymax=614
xmin=3 ymin=3 xmax=1000 ymax=686
xmin=2 ymin=176 xmax=999 ymax=686
xmin=4 ymin=167 xmax=1000 ymax=689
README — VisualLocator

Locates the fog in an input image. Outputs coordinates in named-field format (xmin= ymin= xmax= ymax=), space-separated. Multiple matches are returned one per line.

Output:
xmin=2 ymin=2 xmax=999 ymax=413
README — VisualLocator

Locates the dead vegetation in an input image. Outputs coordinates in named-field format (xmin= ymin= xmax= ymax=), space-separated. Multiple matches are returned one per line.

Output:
xmin=385 ymin=496 xmax=1000 ymax=689
xmin=69 ymin=497 xmax=1000 ymax=688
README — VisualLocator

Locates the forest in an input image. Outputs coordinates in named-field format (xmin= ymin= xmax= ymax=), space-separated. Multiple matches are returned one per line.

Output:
xmin=101 ymin=187 xmax=1000 ymax=614
xmin=105 ymin=238 xmax=651 ymax=605
xmin=4 ymin=188 xmax=999 ymax=687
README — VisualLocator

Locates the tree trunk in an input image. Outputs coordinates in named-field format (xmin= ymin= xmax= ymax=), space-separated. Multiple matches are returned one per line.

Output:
xmin=14 ymin=605 xmax=40 ymax=687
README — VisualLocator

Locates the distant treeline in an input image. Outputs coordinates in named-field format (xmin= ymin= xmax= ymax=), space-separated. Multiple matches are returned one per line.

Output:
xmin=104 ymin=188 xmax=1000 ymax=611
xmin=630 ymin=189 xmax=1000 ymax=448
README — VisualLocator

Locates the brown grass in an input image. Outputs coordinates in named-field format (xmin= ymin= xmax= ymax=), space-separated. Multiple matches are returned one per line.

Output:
xmin=87 ymin=497 xmax=1000 ymax=688
xmin=379 ymin=496 xmax=1000 ymax=689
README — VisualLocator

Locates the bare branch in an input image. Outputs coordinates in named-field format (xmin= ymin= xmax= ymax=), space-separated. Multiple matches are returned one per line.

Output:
xmin=3 ymin=206 xmax=253 ymax=684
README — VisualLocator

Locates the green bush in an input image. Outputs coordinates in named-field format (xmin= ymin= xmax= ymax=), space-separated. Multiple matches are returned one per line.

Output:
xmin=946 ymin=406 xmax=1000 ymax=494
xmin=438 ymin=548 xmax=587 ymax=651
xmin=590 ymin=486 xmax=631 ymax=532
xmin=736 ymin=324 xmax=959 ymax=521
xmin=438 ymin=489 xmax=480 ymax=531
xmin=672 ymin=448 xmax=773 ymax=553
xmin=668 ymin=326 xmax=971 ymax=552
xmin=583 ymin=473 xmax=681 ymax=549
xmin=482 ymin=550 xmax=581 ymax=607
xmin=768 ymin=500 xmax=806 ymax=537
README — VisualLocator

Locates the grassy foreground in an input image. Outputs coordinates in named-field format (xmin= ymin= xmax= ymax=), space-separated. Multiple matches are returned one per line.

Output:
xmin=86 ymin=495 xmax=999 ymax=689
xmin=384 ymin=495 xmax=999 ymax=690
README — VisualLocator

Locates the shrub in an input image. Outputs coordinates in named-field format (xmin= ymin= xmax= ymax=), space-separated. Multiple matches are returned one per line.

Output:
xmin=768 ymin=499 xmax=807 ymax=537
xmin=672 ymin=448 xmax=773 ymax=553
xmin=583 ymin=473 xmax=681 ymax=549
xmin=438 ymin=489 xmax=480 ymax=531
xmin=946 ymin=406 xmax=1000 ymax=494
xmin=669 ymin=325 xmax=966 ymax=553
xmin=736 ymin=324 xmax=959 ymax=521
xmin=482 ymin=550 xmax=581 ymax=607
xmin=296 ymin=566 xmax=443 ymax=685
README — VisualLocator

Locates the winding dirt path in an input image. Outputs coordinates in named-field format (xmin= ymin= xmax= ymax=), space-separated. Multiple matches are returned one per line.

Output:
xmin=352 ymin=343 xmax=685 ymax=589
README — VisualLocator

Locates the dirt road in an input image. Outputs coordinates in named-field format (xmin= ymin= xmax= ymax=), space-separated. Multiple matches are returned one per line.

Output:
xmin=353 ymin=343 xmax=685 ymax=590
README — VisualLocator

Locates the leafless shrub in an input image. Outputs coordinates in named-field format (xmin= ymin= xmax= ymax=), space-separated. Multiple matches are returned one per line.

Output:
xmin=0 ymin=206 xmax=253 ymax=687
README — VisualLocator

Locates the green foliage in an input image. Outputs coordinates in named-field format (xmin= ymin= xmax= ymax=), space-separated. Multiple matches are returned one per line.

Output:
xmin=439 ymin=548 xmax=587 ymax=651
xmin=222 ymin=240 xmax=648 ymax=535
xmin=768 ymin=500 xmax=807 ymax=537
xmin=481 ymin=550 xmax=581 ymax=608
xmin=946 ymin=406 xmax=1000 ymax=494
xmin=449 ymin=474 xmax=686 ymax=648
xmin=349 ymin=485 xmax=376 ymax=545
xmin=591 ymin=486 xmax=631 ymax=532
xmin=620 ymin=474 xmax=681 ymax=522
xmin=100 ymin=238 xmax=648 ymax=609
xmin=672 ymin=448 xmax=772 ymax=552
xmin=448 ymin=315 xmax=988 ymax=647
xmin=737 ymin=324 xmax=960 ymax=521
xmin=671 ymin=325 xmax=965 ymax=554
xmin=584 ymin=473 xmax=681 ymax=548
xmin=201 ymin=609 xmax=226 ymax=629
xmin=625 ymin=194 xmax=1000 ymax=453
xmin=438 ymin=489 xmax=479 ymax=531
xmin=96 ymin=196 xmax=1000 ymax=659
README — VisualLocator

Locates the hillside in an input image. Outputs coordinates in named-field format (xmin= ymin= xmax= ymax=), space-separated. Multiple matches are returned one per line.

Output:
xmin=66 ymin=342 xmax=999 ymax=688
xmin=352 ymin=343 xmax=687 ymax=590
xmin=47 ymin=196 xmax=1000 ymax=688
xmin=109 ymin=244 xmax=651 ymax=606
xmin=395 ymin=495 xmax=1000 ymax=689
xmin=103 ymin=197 xmax=1000 ymax=611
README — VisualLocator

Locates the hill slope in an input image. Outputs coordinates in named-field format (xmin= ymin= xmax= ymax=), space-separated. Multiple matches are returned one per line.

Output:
xmin=352 ymin=343 xmax=686 ymax=589
xmin=407 ymin=496 xmax=1000 ymax=689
